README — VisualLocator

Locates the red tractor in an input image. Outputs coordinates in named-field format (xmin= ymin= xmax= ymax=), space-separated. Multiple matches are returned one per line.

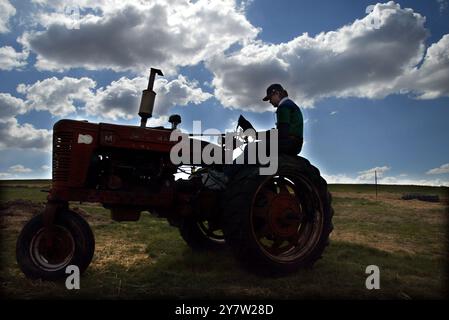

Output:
xmin=16 ymin=68 xmax=333 ymax=279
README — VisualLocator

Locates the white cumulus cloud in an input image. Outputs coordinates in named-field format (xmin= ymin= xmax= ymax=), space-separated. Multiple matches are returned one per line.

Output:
xmin=323 ymin=172 xmax=449 ymax=186
xmin=0 ymin=93 xmax=29 ymax=120
xmin=84 ymin=75 xmax=213 ymax=120
xmin=0 ymin=0 xmax=16 ymax=33
xmin=83 ymin=76 xmax=146 ymax=120
xmin=21 ymin=0 xmax=259 ymax=74
xmin=357 ymin=166 xmax=391 ymax=181
xmin=324 ymin=163 xmax=449 ymax=186
xmin=426 ymin=163 xmax=449 ymax=175
xmin=9 ymin=164 xmax=32 ymax=173
xmin=17 ymin=77 xmax=97 ymax=117
xmin=0 ymin=46 xmax=29 ymax=71
xmin=0 ymin=172 xmax=12 ymax=178
xmin=404 ymin=34 xmax=449 ymax=99
xmin=5 ymin=73 xmax=211 ymax=122
xmin=0 ymin=92 xmax=52 ymax=151
xmin=155 ymin=75 xmax=213 ymax=116
xmin=207 ymin=2 xmax=431 ymax=112
xmin=0 ymin=118 xmax=52 ymax=151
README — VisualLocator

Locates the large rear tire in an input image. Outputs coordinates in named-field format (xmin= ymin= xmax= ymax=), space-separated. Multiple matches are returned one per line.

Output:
xmin=179 ymin=218 xmax=226 ymax=251
xmin=222 ymin=155 xmax=333 ymax=274
xmin=16 ymin=210 xmax=95 ymax=280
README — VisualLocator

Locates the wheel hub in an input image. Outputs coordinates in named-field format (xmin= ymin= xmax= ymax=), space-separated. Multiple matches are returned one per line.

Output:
xmin=31 ymin=226 xmax=75 ymax=271
xmin=268 ymin=194 xmax=302 ymax=238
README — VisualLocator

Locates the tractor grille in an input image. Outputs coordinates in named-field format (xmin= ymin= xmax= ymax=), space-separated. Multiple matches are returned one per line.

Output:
xmin=52 ymin=131 xmax=73 ymax=182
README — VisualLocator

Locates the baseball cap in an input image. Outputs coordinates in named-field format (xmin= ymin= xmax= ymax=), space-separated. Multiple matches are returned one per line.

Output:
xmin=263 ymin=83 xmax=284 ymax=101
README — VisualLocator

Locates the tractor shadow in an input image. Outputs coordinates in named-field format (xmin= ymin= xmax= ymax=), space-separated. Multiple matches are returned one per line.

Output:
xmin=82 ymin=240 xmax=448 ymax=299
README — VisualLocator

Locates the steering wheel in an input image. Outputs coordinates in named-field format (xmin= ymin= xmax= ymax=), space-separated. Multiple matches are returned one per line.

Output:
xmin=219 ymin=115 xmax=256 ymax=153
xmin=235 ymin=115 xmax=257 ymax=151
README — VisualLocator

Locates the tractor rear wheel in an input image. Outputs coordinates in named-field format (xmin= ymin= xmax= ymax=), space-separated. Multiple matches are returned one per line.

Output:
xmin=222 ymin=155 xmax=333 ymax=274
xmin=16 ymin=209 xmax=95 ymax=280
xmin=179 ymin=218 xmax=225 ymax=251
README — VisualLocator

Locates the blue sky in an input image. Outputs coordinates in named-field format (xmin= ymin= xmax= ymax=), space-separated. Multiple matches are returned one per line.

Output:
xmin=0 ymin=0 xmax=448 ymax=186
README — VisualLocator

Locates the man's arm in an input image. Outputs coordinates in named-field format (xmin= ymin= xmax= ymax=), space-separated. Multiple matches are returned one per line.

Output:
xmin=277 ymin=122 xmax=290 ymax=139
xmin=276 ymin=107 xmax=290 ymax=139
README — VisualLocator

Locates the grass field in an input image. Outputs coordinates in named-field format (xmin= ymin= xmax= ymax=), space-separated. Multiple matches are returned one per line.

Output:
xmin=0 ymin=180 xmax=448 ymax=299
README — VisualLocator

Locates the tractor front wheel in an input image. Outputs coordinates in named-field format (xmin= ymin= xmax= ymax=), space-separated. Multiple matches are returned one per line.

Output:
xmin=16 ymin=209 xmax=95 ymax=280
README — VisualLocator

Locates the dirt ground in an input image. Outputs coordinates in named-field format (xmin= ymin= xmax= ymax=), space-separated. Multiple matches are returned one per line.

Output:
xmin=0 ymin=200 xmax=45 ymax=232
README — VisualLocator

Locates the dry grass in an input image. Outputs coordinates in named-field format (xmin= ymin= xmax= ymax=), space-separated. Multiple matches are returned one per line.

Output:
xmin=331 ymin=191 xmax=447 ymax=258
xmin=335 ymin=191 xmax=447 ymax=211
xmin=92 ymin=236 xmax=152 ymax=271
xmin=331 ymin=230 xmax=418 ymax=255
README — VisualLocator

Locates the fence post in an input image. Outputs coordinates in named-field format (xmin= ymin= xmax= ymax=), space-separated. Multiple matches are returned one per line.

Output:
xmin=375 ymin=170 xmax=378 ymax=200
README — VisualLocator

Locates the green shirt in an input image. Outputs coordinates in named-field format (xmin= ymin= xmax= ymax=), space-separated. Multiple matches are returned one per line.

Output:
xmin=276 ymin=99 xmax=303 ymax=138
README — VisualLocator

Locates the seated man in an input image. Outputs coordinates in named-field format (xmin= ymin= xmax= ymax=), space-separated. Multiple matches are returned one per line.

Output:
xmin=224 ymin=84 xmax=303 ymax=178
xmin=262 ymin=83 xmax=303 ymax=156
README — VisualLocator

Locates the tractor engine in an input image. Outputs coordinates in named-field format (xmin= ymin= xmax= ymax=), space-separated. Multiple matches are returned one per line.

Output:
xmin=86 ymin=142 xmax=174 ymax=193
xmin=47 ymin=68 xmax=195 ymax=222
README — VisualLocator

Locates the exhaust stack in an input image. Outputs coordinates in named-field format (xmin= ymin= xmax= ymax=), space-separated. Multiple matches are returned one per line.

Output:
xmin=139 ymin=68 xmax=164 ymax=128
